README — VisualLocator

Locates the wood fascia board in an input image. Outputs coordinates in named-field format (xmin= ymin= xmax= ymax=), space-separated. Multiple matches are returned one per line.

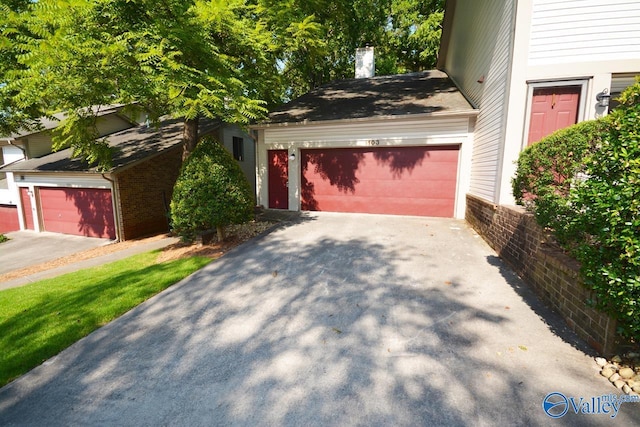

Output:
xmin=250 ymin=109 xmax=479 ymax=131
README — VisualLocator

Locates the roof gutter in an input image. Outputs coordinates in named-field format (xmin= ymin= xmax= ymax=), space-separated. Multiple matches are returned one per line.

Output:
xmin=250 ymin=109 xmax=479 ymax=130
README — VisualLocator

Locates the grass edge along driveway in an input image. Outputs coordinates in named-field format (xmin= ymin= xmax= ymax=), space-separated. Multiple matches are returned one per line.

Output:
xmin=0 ymin=250 xmax=211 ymax=387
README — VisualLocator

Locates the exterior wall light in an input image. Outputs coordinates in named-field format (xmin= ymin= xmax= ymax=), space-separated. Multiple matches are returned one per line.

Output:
xmin=596 ymin=88 xmax=611 ymax=108
xmin=289 ymin=152 xmax=296 ymax=161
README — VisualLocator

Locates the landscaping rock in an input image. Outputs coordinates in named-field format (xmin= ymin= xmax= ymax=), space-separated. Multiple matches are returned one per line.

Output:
xmin=619 ymin=367 xmax=635 ymax=379
xmin=609 ymin=373 xmax=621 ymax=383
xmin=623 ymin=384 xmax=631 ymax=394
xmin=601 ymin=368 xmax=616 ymax=378
xmin=614 ymin=380 xmax=625 ymax=389
xmin=612 ymin=355 xmax=623 ymax=363
xmin=595 ymin=357 xmax=607 ymax=367
xmin=634 ymin=385 xmax=640 ymax=393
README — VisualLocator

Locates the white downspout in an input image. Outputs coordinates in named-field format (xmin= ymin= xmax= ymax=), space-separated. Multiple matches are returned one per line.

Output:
xmin=102 ymin=173 xmax=122 ymax=241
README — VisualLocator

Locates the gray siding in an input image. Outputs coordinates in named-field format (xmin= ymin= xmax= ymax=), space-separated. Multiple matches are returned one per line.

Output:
xmin=611 ymin=73 xmax=639 ymax=94
xmin=221 ymin=125 xmax=256 ymax=196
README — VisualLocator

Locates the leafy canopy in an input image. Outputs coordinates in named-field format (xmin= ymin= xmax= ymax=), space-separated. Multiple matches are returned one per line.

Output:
xmin=0 ymin=0 xmax=445 ymax=166
xmin=1 ymin=0 xmax=276 ymax=168
xmin=261 ymin=0 xmax=445 ymax=99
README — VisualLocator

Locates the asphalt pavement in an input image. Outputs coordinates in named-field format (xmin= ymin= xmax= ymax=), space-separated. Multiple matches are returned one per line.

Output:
xmin=0 ymin=212 xmax=638 ymax=425
xmin=0 ymin=231 xmax=112 ymax=275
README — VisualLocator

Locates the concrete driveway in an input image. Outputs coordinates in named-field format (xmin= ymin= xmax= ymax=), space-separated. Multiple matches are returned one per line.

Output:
xmin=0 ymin=231 xmax=111 ymax=275
xmin=0 ymin=213 xmax=638 ymax=426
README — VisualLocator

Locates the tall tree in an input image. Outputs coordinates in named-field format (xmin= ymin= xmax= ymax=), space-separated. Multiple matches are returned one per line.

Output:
xmin=0 ymin=0 xmax=444 ymax=168
xmin=260 ymin=0 xmax=445 ymax=99
xmin=0 ymin=0 xmax=46 ymax=135
xmin=383 ymin=0 xmax=445 ymax=74
xmin=1 ymin=0 xmax=281 ymax=167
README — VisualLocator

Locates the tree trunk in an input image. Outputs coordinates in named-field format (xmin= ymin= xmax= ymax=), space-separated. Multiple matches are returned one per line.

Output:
xmin=216 ymin=225 xmax=225 ymax=242
xmin=182 ymin=117 xmax=199 ymax=161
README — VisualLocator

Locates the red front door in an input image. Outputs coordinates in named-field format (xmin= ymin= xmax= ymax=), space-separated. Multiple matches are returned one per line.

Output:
xmin=527 ymin=86 xmax=581 ymax=146
xmin=20 ymin=187 xmax=35 ymax=230
xmin=268 ymin=150 xmax=288 ymax=209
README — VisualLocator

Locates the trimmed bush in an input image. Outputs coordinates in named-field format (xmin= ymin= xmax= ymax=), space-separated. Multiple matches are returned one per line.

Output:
xmin=513 ymin=80 xmax=640 ymax=342
xmin=170 ymin=136 xmax=254 ymax=241
xmin=512 ymin=120 xmax=602 ymax=244
xmin=567 ymin=81 xmax=640 ymax=340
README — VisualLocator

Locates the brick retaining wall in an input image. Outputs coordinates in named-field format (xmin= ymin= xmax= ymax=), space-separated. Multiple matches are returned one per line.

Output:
xmin=465 ymin=194 xmax=617 ymax=355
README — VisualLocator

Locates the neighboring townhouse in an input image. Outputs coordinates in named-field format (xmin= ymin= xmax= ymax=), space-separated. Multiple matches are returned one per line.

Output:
xmin=0 ymin=114 xmax=256 ymax=240
xmin=437 ymin=0 xmax=640 ymax=213
xmin=0 ymin=105 xmax=136 ymax=233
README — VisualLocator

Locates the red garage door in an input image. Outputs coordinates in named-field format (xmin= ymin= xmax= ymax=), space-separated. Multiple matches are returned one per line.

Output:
xmin=0 ymin=204 xmax=19 ymax=233
xmin=301 ymin=146 xmax=459 ymax=217
xmin=40 ymin=188 xmax=116 ymax=239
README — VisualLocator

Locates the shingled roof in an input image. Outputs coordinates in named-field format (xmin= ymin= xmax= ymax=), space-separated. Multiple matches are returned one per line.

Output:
xmin=260 ymin=70 xmax=475 ymax=126
xmin=1 ymin=118 xmax=221 ymax=174
xmin=1 ymin=105 xmax=130 ymax=140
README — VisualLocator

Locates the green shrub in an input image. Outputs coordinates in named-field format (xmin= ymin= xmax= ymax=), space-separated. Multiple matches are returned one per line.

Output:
xmin=567 ymin=81 xmax=640 ymax=340
xmin=170 ymin=136 xmax=254 ymax=242
xmin=0 ymin=234 xmax=8 ymax=244
xmin=512 ymin=120 xmax=602 ymax=244
xmin=513 ymin=80 xmax=640 ymax=341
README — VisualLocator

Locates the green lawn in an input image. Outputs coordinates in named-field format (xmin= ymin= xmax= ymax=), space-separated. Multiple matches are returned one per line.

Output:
xmin=0 ymin=250 xmax=211 ymax=387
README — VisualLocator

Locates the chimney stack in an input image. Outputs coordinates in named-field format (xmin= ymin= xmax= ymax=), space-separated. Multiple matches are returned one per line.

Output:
xmin=355 ymin=47 xmax=375 ymax=78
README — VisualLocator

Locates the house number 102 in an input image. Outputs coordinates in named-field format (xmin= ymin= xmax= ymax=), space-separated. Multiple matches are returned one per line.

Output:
xmin=367 ymin=139 xmax=380 ymax=146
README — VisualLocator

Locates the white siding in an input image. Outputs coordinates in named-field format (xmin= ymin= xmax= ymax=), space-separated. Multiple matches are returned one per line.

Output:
xmin=263 ymin=117 xmax=470 ymax=146
xmin=442 ymin=0 xmax=514 ymax=202
xmin=529 ymin=0 xmax=640 ymax=66
xmin=15 ymin=173 xmax=111 ymax=189
xmin=1 ymin=145 xmax=25 ymax=165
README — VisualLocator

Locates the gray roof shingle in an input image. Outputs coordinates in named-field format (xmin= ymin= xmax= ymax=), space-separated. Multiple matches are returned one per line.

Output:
xmin=261 ymin=70 xmax=475 ymax=125
xmin=1 ymin=118 xmax=221 ymax=174
xmin=1 ymin=105 xmax=128 ymax=140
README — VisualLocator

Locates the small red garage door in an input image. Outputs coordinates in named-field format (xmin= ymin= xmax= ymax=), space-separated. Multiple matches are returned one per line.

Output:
xmin=40 ymin=187 xmax=116 ymax=239
xmin=0 ymin=204 xmax=19 ymax=233
xmin=301 ymin=146 xmax=459 ymax=217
